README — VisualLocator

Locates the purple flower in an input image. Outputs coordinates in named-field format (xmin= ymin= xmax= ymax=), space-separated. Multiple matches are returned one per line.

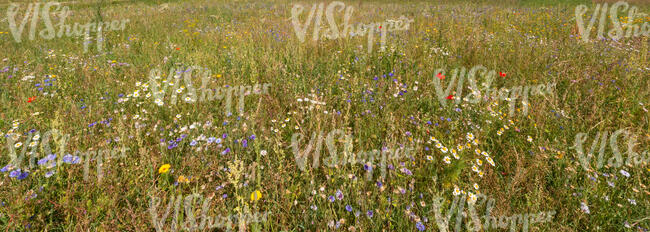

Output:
xmin=328 ymin=196 xmax=335 ymax=202
xmin=249 ymin=135 xmax=256 ymax=140
xmin=346 ymin=205 xmax=353 ymax=212
xmin=400 ymin=168 xmax=413 ymax=175
xmin=17 ymin=171 xmax=29 ymax=180
xmin=416 ymin=222 xmax=425 ymax=231
xmin=37 ymin=158 xmax=49 ymax=166
xmin=215 ymin=138 xmax=222 ymax=144
xmin=190 ymin=140 xmax=198 ymax=146
xmin=377 ymin=181 xmax=382 ymax=188
xmin=0 ymin=165 xmax=10 ymax=173
xmin=207 ymin=137 xmax=216 ymax=144
xmin=222 ymin=133 xmax=227 ymax=139
xmin=367 ymin=210 xmax=373 ymax=218
xmin=242 ymin=139 xmax=248 ymax=148
xmin=336 ymin=190 xmax=343 ymax=200
xmin=221 ymin=148 xmax=230 ymax=155
xmin=63 ymin=154 xmax=74 ymax=164
xmin=45 ymin=171 xmax=55 ymax=178
xmin=46 ymin=154 xmax=57 ymax=160
xmin=9 ymin=169 xmax=21 ymax=178
xmin=222 ymin=194 xmax=228 ymax=199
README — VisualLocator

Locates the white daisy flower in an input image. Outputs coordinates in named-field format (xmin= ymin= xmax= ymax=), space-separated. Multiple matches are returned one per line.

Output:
xmin=453 ymin=186 xmax=461 ymax=196
xmin=443 ymin=156 xmax=451 ymax=164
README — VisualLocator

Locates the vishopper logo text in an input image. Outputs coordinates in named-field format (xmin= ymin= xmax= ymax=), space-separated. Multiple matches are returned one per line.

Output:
xmin=1 ymin=128 xmax=129 ymax=183
xmin=146 ymin=66 xmax=271 ymax=116
xmin=432 ymin=64 xmax=556 ymax=117
xmin=570 ymin=129 xmax=648 ymax=171
xmin=290 ymin=1 xmax=414 ymax=53
xmin=430 ymin=193 xmax=555 ymax=232
xmin=5 ymin=2 xmax=130 ymax=53
xmin=291 ymin=129 xmax=415 ymax=181
xmin=575 ymin=1 xmax=649 ymax=42
xmin=149 ymin=193 xmax=270 ymax=232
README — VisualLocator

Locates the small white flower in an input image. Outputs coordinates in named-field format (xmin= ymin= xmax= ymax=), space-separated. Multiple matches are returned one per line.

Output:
xmin=580 ymin=202 xmax=590 ymax=214
xmin=261 ymin=150 xmax=267 ymax=156
xmin=619 ymin=170 xmax=630 ymax=178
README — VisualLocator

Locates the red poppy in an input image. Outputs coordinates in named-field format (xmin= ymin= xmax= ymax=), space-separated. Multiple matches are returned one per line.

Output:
xmin=175 ymin=47 xmax=180 ymax=50
xmin=437 ymin=73 xmax=445 ymax=80
xmin=499 ymin=72 xmax=506 ymax=77
xmin=446 ymin=95 xmax=453 ymax=100
xmin=27 ymin=97 xmax=35 ymax=103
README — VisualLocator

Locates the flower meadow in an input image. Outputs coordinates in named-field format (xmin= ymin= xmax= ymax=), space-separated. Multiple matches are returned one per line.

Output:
xmin=0 ymin=0 xmax=649 ymax=231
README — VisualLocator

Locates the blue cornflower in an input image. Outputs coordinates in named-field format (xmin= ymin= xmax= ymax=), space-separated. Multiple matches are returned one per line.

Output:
xmin=37 ymin=87 xmax=43 ymax=91
xmin=0 ymin=165 xmax=10 ymax=173
xmin=223 ymin=121 xmax=228 ymax=126
xmin=328 ymin=196 xmax=335 ymax=202
xmin=17 ymin=171 xmax=29 ymax=180
xmin=249 ymin=135 xmax=256 ymax=140
xmin=46 ymin=154 xmax=56 ymax=161
xmin=377 ymin=181 xmax=382 ymax=188
xmin=242 ymin=139 xmax=248 ymax=148
xmin=221 ymin=148 xmax=230 ymax=155
xmin=9 ymin=169 xmax=21 ymax=178
xmin=62 ymin=154 xmax=80 ymax=164
xmin=118 ymin=94 xmax=124 ymax=97
xmin=45 ymin=171 xmax=55 ymax=178
xmin=37 ymin=157 xmax=49 ymax=166
xmin=367 ymin=210 xmax=373 ymax=218
xmin=416 ymin=222 xmax=425 ymax=231
xmin=190 ymin=140 xmax=198 ymax=146
xmin=35 ymin=83 xmax=41 ymax=87
xmin=346 ymin=205 xmax=353 ymax=212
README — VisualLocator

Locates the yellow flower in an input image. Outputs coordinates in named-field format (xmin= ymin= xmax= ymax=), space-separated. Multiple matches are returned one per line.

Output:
xmin=251 ymin=190 xmax=262 ymax=202
xmin=158 ymin=164 xmax=171 ymax=174
xmin=177 ymin=175 xmax=190 ymax=184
